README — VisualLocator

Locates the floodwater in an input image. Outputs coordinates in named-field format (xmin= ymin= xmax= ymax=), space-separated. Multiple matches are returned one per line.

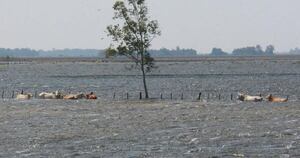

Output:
xmin=0 ymin=58 xmax=300 ymax=100
xmin=0 ymin=100 xmax=299 ymax=157
xmin=0 ymin=57 xmax=300 ymax=157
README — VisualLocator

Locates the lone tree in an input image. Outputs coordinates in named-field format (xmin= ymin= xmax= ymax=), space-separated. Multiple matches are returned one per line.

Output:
xmin=106 ymin=0 xmax=161 ymax=99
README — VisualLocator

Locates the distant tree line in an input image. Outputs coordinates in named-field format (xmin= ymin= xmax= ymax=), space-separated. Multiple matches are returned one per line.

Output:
xmin=4 ymin=45 xmax=300 ymax=57
xmin=210 ymin=48 xmax=228 ymax=56
xmin=0 ymin=48 xmax=104 ymax=58
xmin=232 ymin=45 xmax=274 ymax=56
xmin=0 ymin=47 xmax=198 ymax=58
xmin=0 ymin=48 xmax=39 ymax=57
xmin=148 ymin=47 xmax=198 ymax=57
xmin=210 ymin=45 xmax=275 ymax=56
xmin=289 ymin=48 xmax=300 ymax=54
xmin=38 ymin=49 xmax=103 ymax=57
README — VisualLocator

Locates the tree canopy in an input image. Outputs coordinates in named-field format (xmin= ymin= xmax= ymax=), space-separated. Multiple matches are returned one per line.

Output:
xmin=106 ymin=0 xmax=160 ymax=71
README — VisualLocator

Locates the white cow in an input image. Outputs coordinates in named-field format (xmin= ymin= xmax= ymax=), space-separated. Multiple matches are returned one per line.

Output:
xmin=16 ymin=93 xmax=33 ymax=100
xmin=63 ymin=93 xmax=86 ymax=100
xmin=238 ymin=93 xmax=263 ymax=102
xmin=39 ymin=91 xmax=62 ymax=99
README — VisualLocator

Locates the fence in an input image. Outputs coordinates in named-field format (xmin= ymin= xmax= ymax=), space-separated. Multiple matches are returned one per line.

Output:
xmin=1 ymin=89 xmax=292 ymax=102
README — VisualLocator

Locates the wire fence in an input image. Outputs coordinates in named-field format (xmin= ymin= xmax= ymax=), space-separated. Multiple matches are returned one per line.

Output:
xmin=1 ymin=89 xmax=293 ymax=102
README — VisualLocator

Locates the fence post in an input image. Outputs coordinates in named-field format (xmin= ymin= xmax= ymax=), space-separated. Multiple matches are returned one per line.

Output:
xmin=170 ymin=93 xmax=173 ymax=100
xmin=218 ymin=94 xmax=221 ymax=100
xmin=12 ymin=91 xmax=14 ymax=99
xmin=231 ymin=94 xmax=233 ymax=100
xmin=160 ymin=93 xmax=163 ymax=99
xmin=197 ymin=92 xmax=202 ymax=100
xmin=126 ymin=92 xmax=129 ymax=100
xmin=181 ymin=93 xmax=184 ymax=100
xmin=207 ymin=93 xmax=210 ymax=100
xmin=113 ymin=92 xmax=116 ymax=99
xmin=34 ymin=91 xmax=37 ymax=98
xmin=139 ymin=92 xmax=142 ymax=100
xmin=1 ymin=90 xmax=4 ymax=99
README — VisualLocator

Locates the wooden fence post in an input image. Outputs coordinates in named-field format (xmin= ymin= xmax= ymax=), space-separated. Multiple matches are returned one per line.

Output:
xmin=126 ymin=92 xmax=129 ymax=100
xmin=139 ymin=92 xmax=142 ymax=100
xmin=181 ymin=93 xmax=184 ymax=100
xmin=231 ymin=94 xmax=233 ymax=100
xmin=198 ymin=92 xmax=202 ymax=100
xmin=170 ymin=93 xmax=173 ymax=100
xmin=113 ymin=92 xmax=116 ymax=99
xmin=160 ymin=93 xmax=163 ymax=99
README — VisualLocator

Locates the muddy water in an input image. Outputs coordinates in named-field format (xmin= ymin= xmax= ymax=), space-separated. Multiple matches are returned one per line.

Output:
xmin=0 ymin=100 xmax=299 ymax=157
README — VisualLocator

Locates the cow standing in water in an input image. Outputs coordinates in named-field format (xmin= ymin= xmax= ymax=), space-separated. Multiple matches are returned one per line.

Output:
xmin=16 ymin=90 xmax=33 ymax=100
xmin=86 ymin=92 xmax=97 ymax=100
xmin=266 ymin=94 xmax=288 ymax=102
xmin=39 ymin=91 xmax=63 ymax=99
xmin=237 ymin=93 xmax=263 ymax=102
xmin=63 ymin=93 xmax=86 ymax=100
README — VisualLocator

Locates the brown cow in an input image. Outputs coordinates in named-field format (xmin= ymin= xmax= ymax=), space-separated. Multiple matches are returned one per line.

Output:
xmin=86 ymin=92 xmax=97 ymax=100
xmin=266 ymin=94 xmax=288 ymax=102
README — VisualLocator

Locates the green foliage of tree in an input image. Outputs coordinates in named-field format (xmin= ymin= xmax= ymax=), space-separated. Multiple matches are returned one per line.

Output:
xmin=106 ymin=0 xmax=161 ymax=99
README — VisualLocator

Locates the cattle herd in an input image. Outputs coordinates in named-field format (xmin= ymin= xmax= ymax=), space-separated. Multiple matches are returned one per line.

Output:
xmin=237 ymin=93 xmax=288 ymax=102
xmin=14 ymin=90 xmax=289 ymax=103
xmin=15 ymin=90 xmax=97 ymax=100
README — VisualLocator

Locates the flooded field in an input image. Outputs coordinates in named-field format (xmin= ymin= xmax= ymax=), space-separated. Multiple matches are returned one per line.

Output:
xmin=1 ymin=57 xmax=300 ymax=100
xmin=0 ymin=57 xmax=300 ymax=157
xmin=0 ymin=100 xmax=299 ymax=157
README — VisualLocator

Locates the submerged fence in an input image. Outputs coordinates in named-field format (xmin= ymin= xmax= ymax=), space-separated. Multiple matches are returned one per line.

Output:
xmin=111 ymin=92 xmax=237 ymax=101
xmin=1 ymin=89 xmax=292 ymax=102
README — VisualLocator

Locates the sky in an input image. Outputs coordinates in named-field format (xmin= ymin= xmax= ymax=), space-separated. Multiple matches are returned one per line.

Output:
xmin=0 ymin=0 xmax=300 ymax=53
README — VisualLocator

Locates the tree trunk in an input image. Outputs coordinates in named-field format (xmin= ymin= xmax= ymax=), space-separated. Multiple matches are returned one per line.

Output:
xmin=140 ymin=49 xmax=149 ymax=99
xmin=141 ymin=63 xmax=149 ymax=99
